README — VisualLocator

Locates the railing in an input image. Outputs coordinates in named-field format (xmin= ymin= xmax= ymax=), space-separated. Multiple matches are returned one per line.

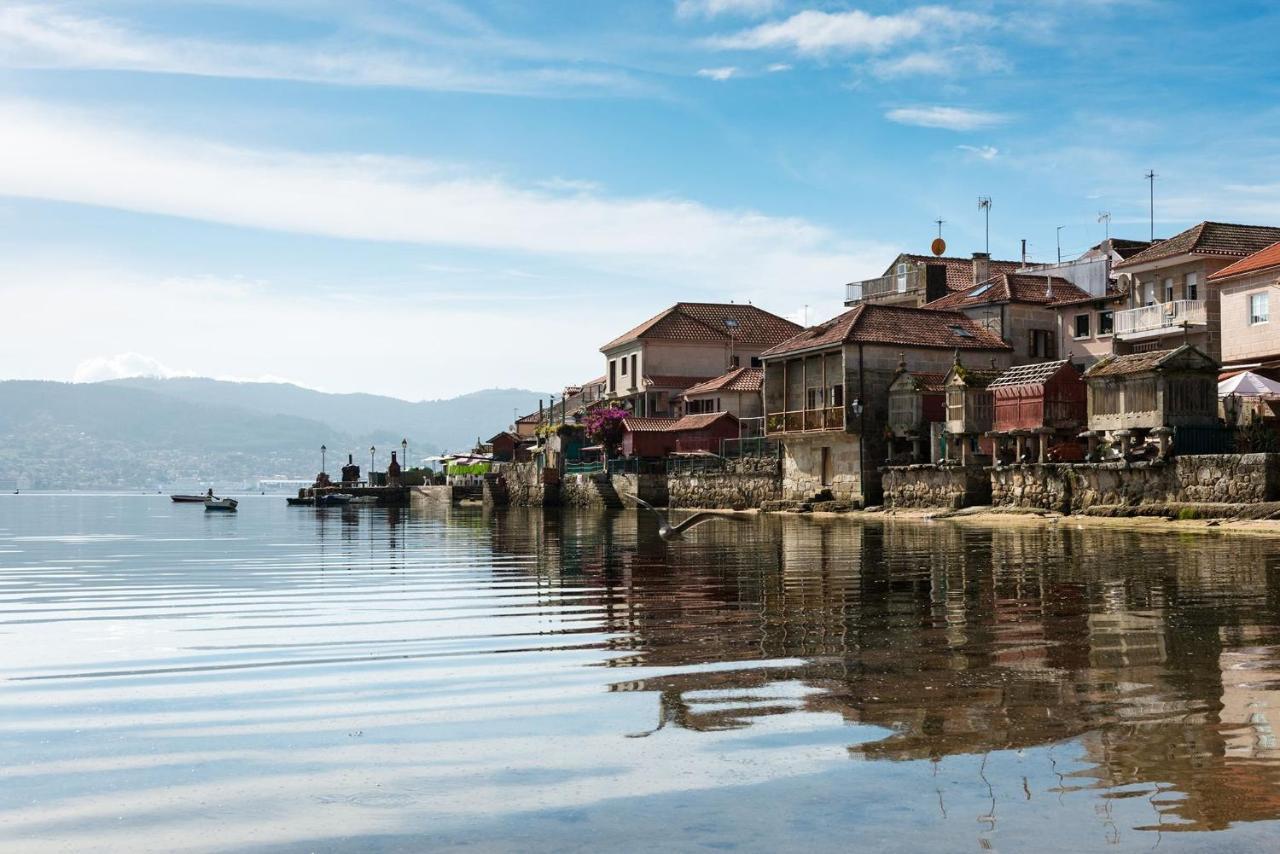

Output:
xmin=767 ymin=407 xmax=846 ymax=434
xmin=564 ymin=459 xmax=604 ymax=475
xmin=721 ymin=437 xmax=779 ymax=459
xmin=1114 ymin=299 xmax=1206 ymax=337
xmin=845 ymin=269 xmax=922 ymax=304
xmin=606 ymin=458 xmax=666 ymax=475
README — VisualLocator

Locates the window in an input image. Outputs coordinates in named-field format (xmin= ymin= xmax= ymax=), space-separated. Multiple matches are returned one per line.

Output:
xmin=1163 ymin=277 xmax=1174 ymax=302
xmin=1186 ymin=272 xmax=1199 ymax=301
xmin=620 ymin=358 xmax=628 ymax=376
xmin=948 ymin=324 xmax=974 ymax=338
xmin=1098 ymin=310 xmax=1114 ymax=336
xmin=896 ymin=262 xmax=909 ymax=293
xmin=750 ymin=356 xmax=762 ymax=368
xmin=970 ymin=282 xmax=993 ymax=298
xmin=609 ymin=360 xmax=617 ymax=392
xmin=1073 ymin=313 xmax=1091 ymax=339
xmin=1144 ymin=280 xmax=1155 ymax=306
xmin=806 ymin=387 xmax=822 ymax=409
xmin=1029 ymin=329 xmax=1055 ymax=358
xmin=830 ymin=384 xmax=844 ymax=407
xmin=1250 ymin=292 xmax=1270 ymax=325
xmin=730 ymin=355 xmax=740 ymax=368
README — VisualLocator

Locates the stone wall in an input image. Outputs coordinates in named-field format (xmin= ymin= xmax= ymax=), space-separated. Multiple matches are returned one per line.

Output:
xmin=497 ymin=462 xmax=559 ymax=507
xmin=611 ymin=473 xmax=668 ymax=507
xmin=668 ymin=456 xmax=781 ymax=509
xmin=782 ymin=433 xmax=862 ymax=504
xmin=991 ymin=454 xmax=1280 ymax=512
xmin=882 ymin=464 xmax=991 ymax=510
xmin=410 ymin=485 xmax=457 ymax=508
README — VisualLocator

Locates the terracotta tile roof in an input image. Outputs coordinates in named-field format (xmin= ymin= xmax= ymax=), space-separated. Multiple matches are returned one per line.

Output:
xmin=600 ymin=303 xmax=802 ymax=352
xmin=1106 ymin=238 xmax=1154 ymax=259
xmin=925 ymin=273 xmax=1089 ymax=310
xmin=1114 ymin=222 xmax=1280 ymax=269
xmin=893 ymin=371 xmax=947 ymax=394
xmin=671 ymin=411 xmax=737 ymax=431
xmin=682 ymin=367 xmax=763 ymax=397
xmin=893 ymin=254 xmax=1023 ymax=292
xmin=642 ymin=374 xmax=716 ymax=390
xmin=761 ymin=303 xmax=1011 ymax=358
xmin=1208 ymin=241 xmax=1280 ymax=281
xmin=988 ymin=359 xmax=1076 ymax=390
xmin=622 ymin=417 xmax=680 ymax=432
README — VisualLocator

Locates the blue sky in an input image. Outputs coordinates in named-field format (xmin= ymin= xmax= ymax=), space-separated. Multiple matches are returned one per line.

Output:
xmin=1 ymin=0 xmax=1278 ymax=398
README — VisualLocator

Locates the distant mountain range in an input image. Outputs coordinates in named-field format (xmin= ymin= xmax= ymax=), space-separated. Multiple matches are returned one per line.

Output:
xmin=0 ymin=378 xmax=546 ymax=489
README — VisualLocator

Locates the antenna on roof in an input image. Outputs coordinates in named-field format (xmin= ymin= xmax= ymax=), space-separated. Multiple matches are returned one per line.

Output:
xmin=1145 ymin=169 xmax=1157 ymax=242
xmin=1098 ymin=211 xmax=1111 ymax=240
xmin=977 ymin=197 xmax=992 ymax=255
xmin=1056 ymin=225 xmax=1064 ymax=265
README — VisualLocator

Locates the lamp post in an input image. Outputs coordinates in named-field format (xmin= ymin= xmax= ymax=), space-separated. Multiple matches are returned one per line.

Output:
xmin=320 ymin=444 xmax=326 ymax=474
xmin=401 ymin=438 xmax=408 ymax=470
xmin=370 ymin=445 xmax=376 ymax=480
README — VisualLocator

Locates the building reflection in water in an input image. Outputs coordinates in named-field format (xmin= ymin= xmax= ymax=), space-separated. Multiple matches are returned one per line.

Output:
xmin=484 ymin=506 xmax=1280 ymax=834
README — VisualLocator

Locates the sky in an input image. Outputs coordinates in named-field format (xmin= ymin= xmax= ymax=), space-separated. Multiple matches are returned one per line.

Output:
xmin=1 ymin=0 xmax=1278 ymax=399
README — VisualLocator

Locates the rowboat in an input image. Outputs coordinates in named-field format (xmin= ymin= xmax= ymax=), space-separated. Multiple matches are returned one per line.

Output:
xmin=204 ymin=497 xmax=238 ymax=512
xmin=314 ymin=494 xmax=352 ymax=507
xmin=171 ymin=494 xmax=209 ymax=503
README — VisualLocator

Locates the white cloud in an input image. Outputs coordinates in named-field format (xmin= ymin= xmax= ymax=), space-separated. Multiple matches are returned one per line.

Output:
xmin=957 ymin=144 xmax=1000 ymax=160
xmin=766 ymin=62 xmax=792 ymax=72
xmin=676 ymin=0 xmax=780 ymax=18
xmin=72 ymin=352 xmax=189 ymax=383
xmin=709 ymin=6 xmax=987 ymax=55
xmin=871 ymin=47 xmax=1009 ymax=78
xmin=886 ymin=106 xmax=1008 ymax=131
xmin=697 ymin=66 xmax=738 ymax=80
xmin=0 ymin=4 xmax=642 ymax=97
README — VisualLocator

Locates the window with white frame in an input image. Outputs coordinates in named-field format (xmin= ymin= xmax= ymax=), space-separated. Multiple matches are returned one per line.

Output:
xmin=1073 ymin=313 xmax=1090 ymax=339
xmin=1185 ymin=272 xmax=1198 ymax=301
xmin=1163 ymin=277 xmax=1174 ymax=302
xmin=1098 ymin=310 xmax=1114 ymax=336
xmin=1250 ymin=292 xmax=1270 ymax=325
xmin=1143 ymin=280 xmax=1155 ymax=306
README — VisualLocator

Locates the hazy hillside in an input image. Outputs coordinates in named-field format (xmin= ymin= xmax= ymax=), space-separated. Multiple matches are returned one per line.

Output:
xmin=0 ymin=379 xmax=547 ymax=489
xmin=108 ymin=378 xmax=545 ymax=451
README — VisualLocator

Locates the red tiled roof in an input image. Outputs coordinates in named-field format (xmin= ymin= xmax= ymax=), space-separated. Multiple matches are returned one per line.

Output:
xmin=925 ymin=273 xmax=1088 ymax=310
xmin=893 ymin=370 xmax=947 ymax=393
xmin=1114 ymin=222 xmax=1280 ymax=269
xmin=760 ymin=303 xmax=1011 ymax=358
xmin=1208 ymin=241 xmax=1280 ymax=281
xmin=671 ymin=411 xmax=737 ymax=431
xmin=643 ymin=374 xmax=715 ymax=390
xmin=623 ymin=413 xmax=737 ymax=432
xmin=891 ymin=254 xmax=1023 ymax=292
xmin=601 ymin=303 xmax=802 ymax=352
xmin=681 ymin=367 xmax=763 ymax=397
xmin=1049 ymin=286 xmax=1125 ymax=308
xmin=622 ymin=417 xmax=680 ymax=432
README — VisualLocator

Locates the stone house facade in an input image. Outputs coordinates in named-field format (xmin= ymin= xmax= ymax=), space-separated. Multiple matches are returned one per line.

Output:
xmin=759 ymin=303 xmax=1012 ymax=506
xmin=1208 ymin=241 xmax=1280 ymax=371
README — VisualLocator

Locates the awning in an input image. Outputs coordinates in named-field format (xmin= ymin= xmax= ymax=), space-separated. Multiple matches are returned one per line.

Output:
xmin=1218 ymin=371 xmax=1280 ymax=397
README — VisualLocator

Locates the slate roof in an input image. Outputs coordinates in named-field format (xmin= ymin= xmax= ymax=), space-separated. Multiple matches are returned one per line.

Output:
xmin=926 ymin=273 xmax=1089 ymax=310
xmin=682 ymin=367 xmax=763 ymax=397
xmin=600 ymin=303 xmax=802 ymax=352
xmin=1113 ymin=222 xmax=1280 ymax=269
xmin=1208 ymin=241 xmax=1280 ymax=281
xmin=988 ymin=359 xmax=1075 ymax=390
xmin=891 ymin=254 xmax=1023 ymax=293
xmin=761 ymin=303 xmax=1011 ymax=358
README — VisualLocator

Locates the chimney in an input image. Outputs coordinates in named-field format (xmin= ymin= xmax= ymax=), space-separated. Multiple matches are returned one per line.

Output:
xmin=972 ymin=252 xmax=990 ymax=286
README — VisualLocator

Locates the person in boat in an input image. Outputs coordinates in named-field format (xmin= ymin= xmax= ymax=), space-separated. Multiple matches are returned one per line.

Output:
xmin=207 ymin=487 xmax=214 ymax=498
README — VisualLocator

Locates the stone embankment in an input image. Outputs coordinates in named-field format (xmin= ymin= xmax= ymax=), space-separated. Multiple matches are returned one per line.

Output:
xmin=881 ymin=464 xmax=990 ymax=510
xmin=667 ymin=457 xmax=780 ymax=509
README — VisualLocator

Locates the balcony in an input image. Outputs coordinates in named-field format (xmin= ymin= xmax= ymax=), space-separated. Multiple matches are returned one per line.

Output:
xmin=765 ymin=407 xmax=846 ymax=435
xmin=1114 ymin=299 xmax=1206 ymax=339
xmin=845 ymin=269 xmax=922 ymax=305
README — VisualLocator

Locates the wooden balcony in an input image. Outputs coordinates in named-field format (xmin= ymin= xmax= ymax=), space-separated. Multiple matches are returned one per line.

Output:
xmin=766 ymin=407 xmax=846 ymax=435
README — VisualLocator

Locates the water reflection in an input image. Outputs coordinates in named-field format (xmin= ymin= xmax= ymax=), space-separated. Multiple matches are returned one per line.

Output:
xmin=3 ymin=495 xmax=1280 ymax=851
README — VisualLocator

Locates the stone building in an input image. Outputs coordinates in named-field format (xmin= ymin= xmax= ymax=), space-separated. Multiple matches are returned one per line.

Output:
xmin=1110 ymin=221 xmax=1280 ymax=360
xmin=760 ymin=303 xmax=1011 ymax=505
xmin=1208 ymin=241 xmax=1280 ymax=374
xmin=942 ymin=358 xmax=1002 ymax=465
xmin=885 ymin=361 xmax=945 ymax=464
xmin=844 ymin=251 xmax=1022 ymax=308
xmin=680 ymin=367 xmax=763 ymax=419
xmin=599 ymin=303 xmax=801 ymax=417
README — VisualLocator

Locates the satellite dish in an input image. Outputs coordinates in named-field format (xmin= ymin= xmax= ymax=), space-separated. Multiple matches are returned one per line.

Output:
xmin=931 ymin=237 xmax=947 ymax=256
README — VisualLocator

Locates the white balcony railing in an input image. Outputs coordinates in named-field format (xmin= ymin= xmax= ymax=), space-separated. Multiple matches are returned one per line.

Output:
xmin=1114 ymin=299 xmax=1206 ymax=337
xmin=845 ymin=269 xmax=922 ymax=305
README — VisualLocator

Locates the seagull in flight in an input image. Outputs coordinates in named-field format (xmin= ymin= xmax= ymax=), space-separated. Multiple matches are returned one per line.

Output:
xmin=624 ymin=494 xmax=749 ymax=541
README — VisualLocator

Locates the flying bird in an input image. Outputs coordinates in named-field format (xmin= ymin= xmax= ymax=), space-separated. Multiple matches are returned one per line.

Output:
xmin=624 ymin=494 xmax=749 ymax=541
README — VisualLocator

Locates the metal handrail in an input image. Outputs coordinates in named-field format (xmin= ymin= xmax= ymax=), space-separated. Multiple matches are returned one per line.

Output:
xmin=1114 ymin=299 xmax=1206 ymax=336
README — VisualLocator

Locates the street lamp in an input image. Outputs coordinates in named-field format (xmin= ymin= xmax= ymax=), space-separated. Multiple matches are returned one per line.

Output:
xmin=401 ymin=438 xmax=408 ymax=469
xmin=370 ymin=445 xmax=376 ymax=478
xmin=320 ymin=444 xmax=326 ymax=474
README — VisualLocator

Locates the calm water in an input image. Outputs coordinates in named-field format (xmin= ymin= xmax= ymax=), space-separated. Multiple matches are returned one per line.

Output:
xmin=3 ymin=496 xmax=1280 ymax=852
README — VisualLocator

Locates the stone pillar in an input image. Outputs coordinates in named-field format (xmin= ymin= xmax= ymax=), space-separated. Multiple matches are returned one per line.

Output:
xmin=1080 ymin=430 xmax=1099 ymax=462
xmin=1113 ymin=430 xmax=1131 ymax=460
xmin=1036 ymin=429 xmax=1051 ymax=464
xmin=1013 ymin=432 xmax=1026 ymax=464
xmin=1152 ymin=426 xmax=1174 ymax=459
xmin=959 ymin=435 xmax=969 ymax=466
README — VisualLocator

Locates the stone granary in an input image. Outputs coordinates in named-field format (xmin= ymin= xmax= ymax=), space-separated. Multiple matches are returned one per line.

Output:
xmin=942 ymin=356 xmax=1002 ymax=465
xmin=340 ymin=454 xmax=361 ymax=486
xmin=1083 ymin=344 xmax=1220 ymax=456
xmin=987 ymin=359 xmax=1088 ymax=463
xmin=885 ymin=359 xmax=946 ymax=463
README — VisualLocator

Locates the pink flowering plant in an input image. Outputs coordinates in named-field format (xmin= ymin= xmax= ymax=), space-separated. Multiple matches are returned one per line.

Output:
xmin=584 ymin=407 xmax=628 ymax=456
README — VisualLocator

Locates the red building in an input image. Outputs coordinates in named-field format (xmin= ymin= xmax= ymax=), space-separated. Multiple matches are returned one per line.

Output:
xmin=620 ymin=412 xmax=740 ymax=458
xmin=988 ymin=359 xmax=1087 ymax=462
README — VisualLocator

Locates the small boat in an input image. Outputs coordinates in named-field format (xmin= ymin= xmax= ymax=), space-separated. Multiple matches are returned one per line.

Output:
xmin=314 ymin=494 xmax=352 ymax=507
xmin=285 ymin=496 xmax=314 ymax=506
xmin=204 ymin=497 xmax=238 ymax=512
xmin=171 ymin=494 xmax=209 ymax=503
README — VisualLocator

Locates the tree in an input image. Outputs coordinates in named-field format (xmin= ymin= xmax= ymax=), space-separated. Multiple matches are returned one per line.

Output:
xmin=584 ymin=407 xmax=628 ymax=457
